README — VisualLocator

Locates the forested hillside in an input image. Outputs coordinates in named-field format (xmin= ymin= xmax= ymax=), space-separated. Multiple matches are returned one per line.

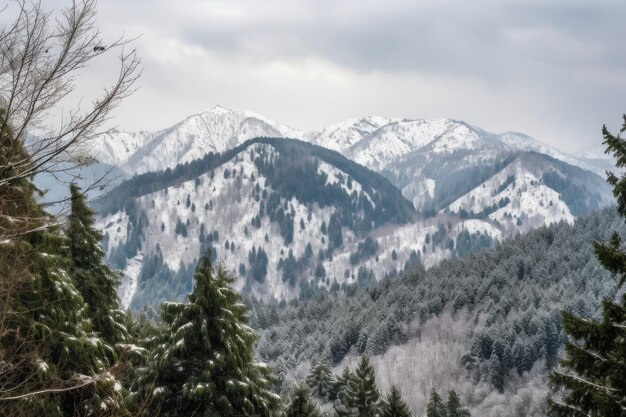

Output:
xmin=249 ymin=207 xmax=622 ymax=415
xmin=97 ymin=138 xmax=501 ymax=308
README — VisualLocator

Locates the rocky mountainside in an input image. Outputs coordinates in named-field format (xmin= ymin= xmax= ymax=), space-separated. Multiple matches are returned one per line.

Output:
xmin=84 ymin=106 xmax=612 ymax=308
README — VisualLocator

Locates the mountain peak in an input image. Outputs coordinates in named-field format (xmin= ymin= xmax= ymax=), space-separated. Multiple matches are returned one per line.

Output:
xmin=202 ymin=104 xmax=233 ymax=115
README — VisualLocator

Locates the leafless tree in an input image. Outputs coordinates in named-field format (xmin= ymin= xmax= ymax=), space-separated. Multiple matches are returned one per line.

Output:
xmin=0 ymin=0 xmax=140 ymax=237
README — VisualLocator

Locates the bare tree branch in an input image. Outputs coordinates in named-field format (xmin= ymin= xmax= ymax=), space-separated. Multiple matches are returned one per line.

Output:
xmin=0 ymin=0 xmax=141 ymax=239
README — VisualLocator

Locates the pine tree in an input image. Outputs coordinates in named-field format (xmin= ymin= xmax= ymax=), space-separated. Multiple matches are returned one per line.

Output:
xmin=380 ymin=385 xmax=412 ymax=417
xmin=548 ymin=115 xmax=626 ymax=416
xmin=488 ymin=352 xmax=504 ymax=392
xmin=285 ymin=385 xmax=322 ymax=417
xmin=306 ymin=359 xmax=335 ymax=400
xmin=334 ymin=366 xmax=355 ymax=406
xmin=68 ymin=183 xmax=127 ymax=345
xmin=426 ymin=389 xmax=446 ymax=417
xmin=446 ymin=390 xmax=471 ymax=417
xmin=336 ymin=357 xmax=381 ymax=417
xmin=139 ymin=251 xmax=279 ymax=417
xmin=0 ymin=110 xmax=127 ymax=415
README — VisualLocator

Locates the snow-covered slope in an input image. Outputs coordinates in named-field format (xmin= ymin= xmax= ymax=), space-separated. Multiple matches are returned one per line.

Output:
xmin=575 ymin=145 xmax=617 ymax=176
xmin=94 ymin=106 xmax=599 ymax=177
xmin=97 ymin=139 xmax=502 ymax=308
xmin=92 ymin=107 xmax=609 ymax=218
xmin=447 ymin=155 xmax=574 ymax=233
xmin=89 ymin=107 xmax=614 ymax=308
xmin=306 ymin=116 xmax=398 ymax=153
xmin=93 ymin=106 xmax=302 ymax=175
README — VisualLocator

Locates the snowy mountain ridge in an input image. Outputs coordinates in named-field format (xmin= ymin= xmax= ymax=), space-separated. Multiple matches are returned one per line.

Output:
xmin=87 ymin=106 xmax=614 ymax=308
xmin=92 ymin=105 xmax=602 ymax=177
xmin=94 ymin=106 xmax=303 ymax=175
xmin=98 ymin=139 xmax=464 ymax=307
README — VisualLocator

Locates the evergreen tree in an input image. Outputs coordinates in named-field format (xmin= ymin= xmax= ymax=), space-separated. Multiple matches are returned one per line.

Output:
xmin=336 ymin=357 xmax=381 ymax=417
xmin=488 ymin=352 xmax=504 ymax=392
xmin=68 ymin=183 xmax=127 ymax=345
xmin=548 ymin=116 xmax=626 ymax=416
xmin=446 ymin=390 xmax=471 ymax=417
xmin=380 ymin=385 xmax=412 ymax=417
xmin=139 ymin=251 xmax=279 ymax=417
xmin=285 ymin=385 xmax=322 ymax=417
xmin=426 ymin=389 xmax=446 ymax=417
xmin=334 ymin=366 xmax=355 ymax=406
xmin=0 ymin=111 xmax=127 ymax=415
xmin=306 ymin=359 xmax=335 ymax=400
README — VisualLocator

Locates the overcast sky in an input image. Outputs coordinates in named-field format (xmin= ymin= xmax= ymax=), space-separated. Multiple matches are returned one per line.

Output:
xmin=23 ymin=0 xmax=626 ymax=153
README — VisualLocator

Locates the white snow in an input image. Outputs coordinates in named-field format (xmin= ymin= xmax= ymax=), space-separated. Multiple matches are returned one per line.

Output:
xmin=447 ymin=157 xmax=574 ymax=233
xmin=92 ymin=106 xmax=607 ymax=305
xmin=117 ymin=254 xmax=143 ymax=309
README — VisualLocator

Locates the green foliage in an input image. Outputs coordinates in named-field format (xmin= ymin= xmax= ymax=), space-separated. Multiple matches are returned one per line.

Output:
xmin=306 ymin=360 xmax=335 ymax=400
xmin=548 ymin=115 xmax=626 ymax=416
xmin=380 ymin=385 xmax=412 ymax=417
xmin=68 ymin=183 xmax=127 ymax=345
xmin=137 ymin=252 xmax=279 ymax=417
xmin=446 ymin=390 xmax=470 ymax=417
xmin=426 ymin=390 xmax=446 ymax=417
xmin=285 ymin=385 xmax=322 ymax=417
xmin=335 ymin=357 xmax=381 ymax=417
xmin=0 ymin=111 xmax=127 ymax=415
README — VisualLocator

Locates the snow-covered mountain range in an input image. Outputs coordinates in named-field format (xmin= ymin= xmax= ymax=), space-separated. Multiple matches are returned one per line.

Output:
xmin=82 ymin=106 xmax=613 ymax=308
xmin=93 ymin=106 xmax=610 ymax=176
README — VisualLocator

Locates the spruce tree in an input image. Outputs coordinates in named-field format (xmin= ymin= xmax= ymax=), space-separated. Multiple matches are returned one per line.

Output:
xmin=488 ymin=352 xmax=504 ymax=392
xmin=306 ymin=359 xmax=335 ymax=400
xmin=68 ymin=183 xmax=127 ymax=345
xmin=446 ymin=390 xmax=471 ymax=417
xmin=426 ymin=389 xmax=446 ymax=417
xmin=0 ymin=110 xmax=127 ymax=416
xmin=334 ymin=366 xmax=355 ymax=407
xmin=380 ymin=385 xmax=412 ymax=417
xmin=139 ymin=251 xmax=279 ymax=417
xmin=285 ymin=385 xmax=322 ymax=417
xmin=548 ymin=116 xmax=626 ymax=416
xmin=336 ymin=357 xmax=381 ymax=417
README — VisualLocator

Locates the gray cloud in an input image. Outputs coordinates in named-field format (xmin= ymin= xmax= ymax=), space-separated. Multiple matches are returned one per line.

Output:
xmin=178 ymin=1 xmax=626 ymax=78
xmin=15 ymin=0 xmax=626 ymax=153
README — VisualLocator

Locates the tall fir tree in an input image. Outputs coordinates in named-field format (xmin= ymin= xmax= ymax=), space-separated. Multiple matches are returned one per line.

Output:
xmin=68 ymin=183 xmax=127 ymax=345
xmin=548 ymin=115 xmax=626 ymax=416
xmin=138 ymin=251 xmax=279 ymax=417
xmin=334 ymin=366 xmax=355 ymax=407
xmin=380 ymin=385 xmax=412 ymax=417
xmin=0 ymin=109 xmax=126 ymax=416
xmin=488 ymin=352 xmax=504 ymax=393
xmin=335 ymin=356 xmax=381 ymax=417
xmin=306 ymin=359 xmax=335 ymax=400
xmin=446 ymin=390 xmax=471 ymax=417
xmin=426 ymin=389 xmax=446 ymax=417
xmin=285 ymin=385 xmax=322 ymax=417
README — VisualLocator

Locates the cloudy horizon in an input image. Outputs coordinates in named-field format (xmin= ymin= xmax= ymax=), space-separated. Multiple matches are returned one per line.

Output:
xmin=22 ymin=0 xmax=626 ymax=154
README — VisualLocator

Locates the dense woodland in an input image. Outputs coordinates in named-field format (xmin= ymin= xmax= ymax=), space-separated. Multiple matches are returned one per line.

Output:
xmin=250 ymin=208 xmax=620 ymax=392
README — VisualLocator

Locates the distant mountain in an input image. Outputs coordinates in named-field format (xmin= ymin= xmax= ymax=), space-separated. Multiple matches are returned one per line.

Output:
xmin=575 ymin=144 xmax=617 ymax=176
xmin=93 ymin=106 xmax=302 ymax=175
xmin=86 ymin=107 xmax=613 ymax=308
xmin=98 ymin=138 xmax=483 ymax=308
